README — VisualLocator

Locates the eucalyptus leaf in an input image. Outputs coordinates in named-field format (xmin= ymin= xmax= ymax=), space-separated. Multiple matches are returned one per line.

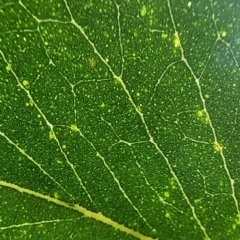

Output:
xmin=1 ymin=0 xmax=240 ymax=239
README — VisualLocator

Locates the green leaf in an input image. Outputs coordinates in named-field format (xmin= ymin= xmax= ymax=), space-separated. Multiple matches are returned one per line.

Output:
xmin=1 ymin=0 xmax=240 ymax=239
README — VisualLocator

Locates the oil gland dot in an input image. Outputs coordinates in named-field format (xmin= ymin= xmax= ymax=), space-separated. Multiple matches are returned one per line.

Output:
xmin=162 ymin=33 xmax=168 ymax=39
xmin=204 ymin=94 xmax=210 ymax=99
xmin=204 ymin=117 xmax=209 ymax=124
xmin=89 ymin=58 xmax=96 ymax=68
xmin=22 ymin=80 xmax=29 ymax=87
xmin=221 ymin=31 xmax=227 ymax=37
xmin=6 ymin=64 xmax=12 ymax=72
xmin=49 ymin=131 xmax=56 ymax=140
xmin=197 ymin=110 xmax=204 ymax=118
xmin=165 ymin=212 xmax=170 ymax=218
xmin=214 ymin=143 xmax=223 ymax=152
xmin=70 ymin=124 xmax=78 ymax=132
xmin=140 ymin=5 xmax=147 ymax=17
xmin=174 ymin=36 xmax=181 ymax=48
xmin=164 ymin=191 xmax=170 ymax=198
xmin=54 ymin=192 xmax=59 ymax=199
xmin=29 ymin=99 xmax=34 ymax=106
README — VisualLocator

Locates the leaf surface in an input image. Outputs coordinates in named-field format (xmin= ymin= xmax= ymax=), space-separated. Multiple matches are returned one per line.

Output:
xmin=1 ymin=0 xmax=240 ymax=239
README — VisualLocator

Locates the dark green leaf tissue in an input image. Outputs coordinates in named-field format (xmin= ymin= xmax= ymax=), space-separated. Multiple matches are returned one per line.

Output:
xmin=1 ymin=0 xmax=240 ymax=239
